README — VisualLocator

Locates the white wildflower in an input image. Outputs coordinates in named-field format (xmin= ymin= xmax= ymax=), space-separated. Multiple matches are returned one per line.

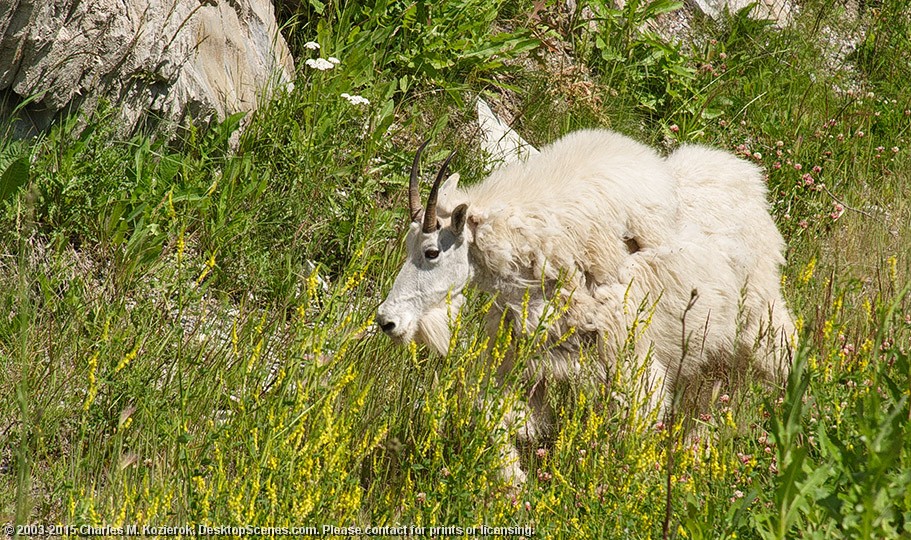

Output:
xmin=305 ymin=58 xmax=335 ymax=71
xmin=341 ymin=93 xmax=370 ymax=106
xmin=328 ymin=57 xmax=341 ymax=65
xmin=304 ymin=41 xmax=320 ymax=50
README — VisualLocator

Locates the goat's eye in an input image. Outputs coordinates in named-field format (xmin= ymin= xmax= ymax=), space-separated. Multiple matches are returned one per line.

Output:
xmin=424 ymin=248 xmax=440 ymax=260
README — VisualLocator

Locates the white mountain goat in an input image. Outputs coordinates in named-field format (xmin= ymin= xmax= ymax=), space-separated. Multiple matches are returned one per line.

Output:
xmin=377 ymin=128 xmax=795 ymax=481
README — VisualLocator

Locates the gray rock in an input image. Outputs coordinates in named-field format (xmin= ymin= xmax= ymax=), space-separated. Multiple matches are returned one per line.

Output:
xmin=599 ymin=0 xmax=794 ymax=44
xmin=690 ymin=0 xmax=793 ymax=26
xmin=0 ymin=0 xmax=294 ymax=136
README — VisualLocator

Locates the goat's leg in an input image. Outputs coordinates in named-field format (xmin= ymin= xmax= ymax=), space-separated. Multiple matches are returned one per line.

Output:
xmin=494 ymin=376 xmax=550 ymax=485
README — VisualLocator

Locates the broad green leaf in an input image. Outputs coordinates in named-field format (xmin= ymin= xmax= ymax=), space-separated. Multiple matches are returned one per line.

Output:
xmin=0 ymin=154 xmax=29 ymax=202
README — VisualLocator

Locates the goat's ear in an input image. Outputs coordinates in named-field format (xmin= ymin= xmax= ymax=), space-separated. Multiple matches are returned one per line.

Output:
xmin=438 ymin=173 xmax=461 ymax=209
xmin=440 ymin=173 xmax=460 ymax=197
xmin=451 ymin=203 xmax=469 ymax=235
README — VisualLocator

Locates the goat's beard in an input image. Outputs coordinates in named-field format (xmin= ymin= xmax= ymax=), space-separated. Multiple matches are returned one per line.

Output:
xmin=415 ymin=293 xmax=465 ymax=355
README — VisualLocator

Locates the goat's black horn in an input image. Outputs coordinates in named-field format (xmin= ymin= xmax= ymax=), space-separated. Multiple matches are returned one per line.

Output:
xmin=422 ymin=150 xmax=456 ymax=233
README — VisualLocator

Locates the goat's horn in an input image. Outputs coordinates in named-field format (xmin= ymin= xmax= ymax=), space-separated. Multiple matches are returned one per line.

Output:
xmin=422 ymin=150 xmax=456 ymax=233
xmin=409 ymin=140 xmax=431 ymax=222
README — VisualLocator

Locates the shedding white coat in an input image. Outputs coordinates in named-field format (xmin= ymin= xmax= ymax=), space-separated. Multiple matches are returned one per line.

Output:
xmin=377 ymin=128 xmax=795 ymax=482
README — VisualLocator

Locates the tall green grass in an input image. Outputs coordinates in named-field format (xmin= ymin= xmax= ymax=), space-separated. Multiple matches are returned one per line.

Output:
xmin=2 ymin=0 xmax=910 ymax=537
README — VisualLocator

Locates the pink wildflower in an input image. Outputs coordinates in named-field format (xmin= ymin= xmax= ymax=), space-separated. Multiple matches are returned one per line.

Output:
xmin=830 ymin=203 xmax=845 ymax=220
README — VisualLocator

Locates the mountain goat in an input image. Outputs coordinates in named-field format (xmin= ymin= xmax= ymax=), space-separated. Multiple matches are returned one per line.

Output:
xmin=377 ymin=128 xmax=795 ymax=482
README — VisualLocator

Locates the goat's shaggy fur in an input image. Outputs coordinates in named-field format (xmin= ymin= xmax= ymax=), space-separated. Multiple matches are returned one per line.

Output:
xmin=380 ymin=128 xmax=795 ymax=482
xmin=455 ymin=130 xmax=790 ymax=388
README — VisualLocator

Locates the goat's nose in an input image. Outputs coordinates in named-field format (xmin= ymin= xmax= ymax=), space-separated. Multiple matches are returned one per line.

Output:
xmin=376 ymin=313 xmax=396 ymax=334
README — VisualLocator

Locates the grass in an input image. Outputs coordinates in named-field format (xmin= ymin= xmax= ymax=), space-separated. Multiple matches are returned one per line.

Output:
xmin=1 ymin=0 xmax=910 ymax=537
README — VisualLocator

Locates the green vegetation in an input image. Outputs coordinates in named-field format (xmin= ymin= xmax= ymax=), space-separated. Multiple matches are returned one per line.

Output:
xmin=2 ymin=0 xmax=910 ymax=537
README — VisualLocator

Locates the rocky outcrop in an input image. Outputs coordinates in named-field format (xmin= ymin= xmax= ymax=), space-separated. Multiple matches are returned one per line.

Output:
xmin=603 ymin=0 xmax=795 ymax=44
xmin=690 ymin=0 xmax=793 ymax=25
xmin=0 ymin=0 xmax=294 ymax=136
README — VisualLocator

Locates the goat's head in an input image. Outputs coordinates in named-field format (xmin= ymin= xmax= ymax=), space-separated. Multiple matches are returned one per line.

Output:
xmin=377 ymin=142 xmax=472 ymax=354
